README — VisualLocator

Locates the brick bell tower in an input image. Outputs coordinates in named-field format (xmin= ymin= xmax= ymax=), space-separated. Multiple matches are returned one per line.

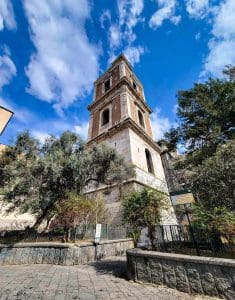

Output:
xmin=87 ymin=54 xmax=177 ymax=225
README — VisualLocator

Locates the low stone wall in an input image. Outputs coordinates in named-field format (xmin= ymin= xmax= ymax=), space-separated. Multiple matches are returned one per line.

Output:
xmin=0 ymin=238 xmax=133 ymax=266
xmin=127 ymin=249 xmax=235 ymax=299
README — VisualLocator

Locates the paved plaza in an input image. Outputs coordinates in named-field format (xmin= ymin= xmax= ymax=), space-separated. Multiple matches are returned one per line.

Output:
xmin=0 ymin=257 xmax=216 ymax=300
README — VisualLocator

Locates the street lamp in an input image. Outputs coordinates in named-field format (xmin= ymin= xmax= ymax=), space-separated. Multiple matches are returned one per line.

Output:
xmin=0 ymin=106 xmax=14 ymax=135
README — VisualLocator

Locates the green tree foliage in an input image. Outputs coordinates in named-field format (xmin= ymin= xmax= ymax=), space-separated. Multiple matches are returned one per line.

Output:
xmin=50 ymin=193 xmax=107 ymax=242
xmin=0 ymin=131 xmax=134 ymax=229
xmin=122 ymin=188 xmax=168 ymax=250
xmin=163 ymin=66 xmax=235 ymax=232
xmin=164 ymin=65 xmax=235 ymax=167
xmin=193 ymin=204 xmax=235 ymax=237
xmin=190 ymin=140 xmax=235 ymax=211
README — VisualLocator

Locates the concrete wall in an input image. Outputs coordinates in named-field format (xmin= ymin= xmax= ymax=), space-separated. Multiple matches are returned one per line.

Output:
xmin=0 ymin=239 xmax=133 ymax=266
xmin=127 ymin=249 xmax=235 ymax=299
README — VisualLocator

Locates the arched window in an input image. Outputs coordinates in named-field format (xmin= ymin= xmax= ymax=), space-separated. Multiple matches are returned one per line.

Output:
xmin=104 ymin=79 xmax=110 ymax=92
xmin=101 ymin=109 xmax=110 ymax=126
xmin=145 ymin=149 xmax=154 ymax=174
xmin=138 ymin=110 xmax=145 ymax=128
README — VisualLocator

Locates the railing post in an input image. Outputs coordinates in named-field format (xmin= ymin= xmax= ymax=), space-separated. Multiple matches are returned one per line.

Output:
xmin=161 ymin=225 xmax=167 ymax=251
xmin=106 ymin=224 xmax=108 ymax=240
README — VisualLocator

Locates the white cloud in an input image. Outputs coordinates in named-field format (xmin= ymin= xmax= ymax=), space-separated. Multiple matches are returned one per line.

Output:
xmin=31 ymin=130 xmax=49 ymax=144
xmin=124 ymin=46 xmax=144 ymax=65
xmin=100 ymin=10 xmax=111 ymax=29
xmin=31 ymin=120 xmax=89 ymax=143
xmin=109 ymin=24 xmax=121 ymax=48
xmin=195 ymin=32 xmax=201 ymax=40
xmin=74 ymin=122 xmax=89 ymax=140
xmin=201 ymin=0 xmax=235 ymax=78
xmin=185 ymin=0 xmax=209 ymax=19
xmin=212 ymin=0 xmax=235 ymax=39
xmin=151 ymin=107 xmax=173 ymax=140
xmin=170 ymin=15 xmax=181 ymax=25
xmin=23 ymin=0 xmax=100 ymax=114
xmin=0 ymin=53 xmax=16 ymax=90
xmin=106 ymin=0 xmax=145 ymax=66
xmin=149 ymin=0 xmax=181 ymax=30
xmin=203 ymin=39 xmax=235 ymax=77
xmin=118 ymin=0 xmax=144 ymax=43
xmin=0 ymin=0 xmax=16 ymax=31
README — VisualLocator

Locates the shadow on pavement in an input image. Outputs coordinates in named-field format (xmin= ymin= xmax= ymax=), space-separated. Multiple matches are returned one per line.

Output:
xmin=89 ymin=258 xmax=127 ymax=279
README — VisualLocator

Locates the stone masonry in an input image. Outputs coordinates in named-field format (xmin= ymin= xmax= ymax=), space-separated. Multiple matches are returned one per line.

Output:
xmin=0 ymin=239 xmax=133 ymax=266
xmin=127 ymin=248 xmax=235 ymax=299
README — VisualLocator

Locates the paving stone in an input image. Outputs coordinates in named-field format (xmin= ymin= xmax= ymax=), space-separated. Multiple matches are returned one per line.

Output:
xmin=0 ymin=256 xmax=217 ymax=300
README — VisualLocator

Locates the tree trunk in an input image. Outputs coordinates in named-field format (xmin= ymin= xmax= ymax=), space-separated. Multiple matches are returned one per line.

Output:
xmin=148 ymin=225 xmax=158 ymax=251
xmin=32 ymin=212 xmax=48 ymax=230
xmin=32 ymin=202 xmax=55 ymax=230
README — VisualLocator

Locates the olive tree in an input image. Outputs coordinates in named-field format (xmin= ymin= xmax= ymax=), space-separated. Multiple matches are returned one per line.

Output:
xmin=0 ymin=131 xmax=134 ymax=230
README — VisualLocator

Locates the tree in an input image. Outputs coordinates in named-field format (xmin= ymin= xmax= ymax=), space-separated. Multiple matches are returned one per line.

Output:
xmin=50 ymin=193 xmax=107 ymax=242
xmin=189 ymin=141 xmax=235 ymax=249
xmin=164 ymin=66 xmax=235 ymax=167
xmin=223 ymin=64 xmax=235 ymax=81
xmin=193 ymin=203 xmax=235 ymax=251
xmin=189 ymin=140 xmax=235 ymax=211
xmin=193 ymin=204 xmax=235 ymax=237
xmin=122 ymin=188 xmax=168 ymax=250
xmin=0 ymin=131 xmax=134 ymax=229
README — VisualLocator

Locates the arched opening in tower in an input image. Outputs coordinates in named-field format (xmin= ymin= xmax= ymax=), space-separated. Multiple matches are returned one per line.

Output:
xmin=145 ymin=148 xmax=154 ymax=174
xmin=102 ymin=109 xmax=110 ymax=126
xmin=138 ymin=110 xmax=145 ymax=128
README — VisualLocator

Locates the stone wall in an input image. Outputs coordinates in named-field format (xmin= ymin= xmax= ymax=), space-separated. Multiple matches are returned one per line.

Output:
xmin=127 ymin=249 xmax=235 ymax=299
xmin=0 ymin=238 xmax=133 ymax=266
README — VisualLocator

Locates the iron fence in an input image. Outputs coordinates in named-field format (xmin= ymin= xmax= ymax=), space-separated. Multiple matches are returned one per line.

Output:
xmin=1 ymin=224 xmax=234 ymax=259
xmin=138 ymin=225 xmax=235 ymax=258
xmin=0 ymin=224 xmax=132 ymax=244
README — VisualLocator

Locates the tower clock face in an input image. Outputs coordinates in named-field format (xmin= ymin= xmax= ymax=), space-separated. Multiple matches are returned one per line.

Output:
xmin=0 ymin=106 xmax=14 ymax=135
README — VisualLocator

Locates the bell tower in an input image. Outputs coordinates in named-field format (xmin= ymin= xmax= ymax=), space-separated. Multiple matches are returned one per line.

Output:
xmin=87 ymin=54 xmax=177 ymax=225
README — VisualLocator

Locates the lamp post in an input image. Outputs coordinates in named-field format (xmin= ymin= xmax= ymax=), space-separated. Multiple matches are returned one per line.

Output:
xmin=0 ymin=106 xmax=14 ymax=135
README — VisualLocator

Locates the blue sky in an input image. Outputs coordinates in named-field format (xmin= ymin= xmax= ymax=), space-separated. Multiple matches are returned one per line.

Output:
xmin=0 ymin=0 xmax=234 ymax=144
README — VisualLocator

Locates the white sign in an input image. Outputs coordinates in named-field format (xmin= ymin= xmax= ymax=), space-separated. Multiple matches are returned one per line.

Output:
xmin=95 ymin=223 xmax=101 ymax=243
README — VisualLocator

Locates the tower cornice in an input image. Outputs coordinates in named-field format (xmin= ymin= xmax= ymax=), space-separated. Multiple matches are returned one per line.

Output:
xmin=87 ymin=117 xmax=161 ymax=153
xmin=88 ymin=76 xmax=152 ymax=113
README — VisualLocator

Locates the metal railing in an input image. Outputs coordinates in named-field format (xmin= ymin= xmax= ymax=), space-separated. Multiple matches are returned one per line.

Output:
xmin=1 ymin=224 xmax=234 ymax=259
xmin=138 ymin=225 xmax=235 ymax=258
xmin=0 ymin=224 xmax=132 ymax=244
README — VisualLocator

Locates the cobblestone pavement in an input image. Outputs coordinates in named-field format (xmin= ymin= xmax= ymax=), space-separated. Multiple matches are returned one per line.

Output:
xmin=0 ymin=257 xmax=216 ymax=300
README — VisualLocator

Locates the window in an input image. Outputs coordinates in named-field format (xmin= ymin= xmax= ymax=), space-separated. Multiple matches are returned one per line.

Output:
xmin=138 ymin=110 xmax=145 ymax=128
xmin=104 ymin=79 xmax=110 ymax=92
xmin=145 ymin=149 xmax=154 ymax=174
xmin=133 ymin=81 xmax=137 ymax=90
xmin=101 ymin=109 xmax=110 ymax=126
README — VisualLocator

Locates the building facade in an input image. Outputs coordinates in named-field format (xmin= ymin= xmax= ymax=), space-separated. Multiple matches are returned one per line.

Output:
xmin=86 ymin=55 xmax=177 ymax=225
